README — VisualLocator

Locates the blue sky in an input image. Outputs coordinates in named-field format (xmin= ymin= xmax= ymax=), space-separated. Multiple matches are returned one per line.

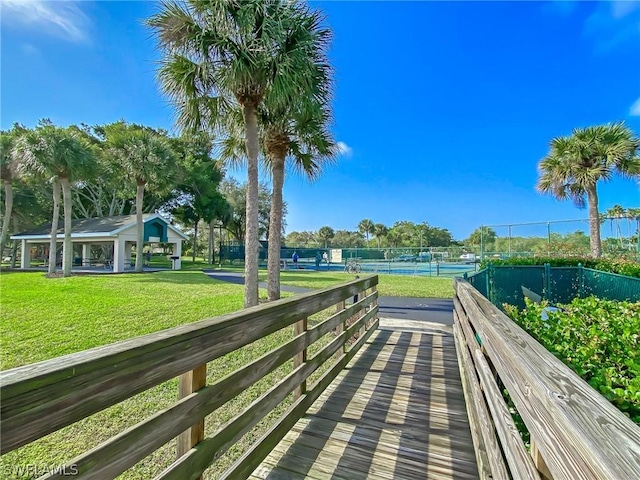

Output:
xmin=1 ymin=0 xmax=639 ymax=241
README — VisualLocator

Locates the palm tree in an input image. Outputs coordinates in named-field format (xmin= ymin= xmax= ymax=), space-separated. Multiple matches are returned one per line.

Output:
xmin=264 ymin=101 xmax=335 ymax=300
xmin=611 ymin=204 xmax=625 ymax=248
xmin=358 ymin=219 xmax=375 ymax=244
xmin=317 ymin=226 xmax=335 ymax=248
xmin=373 ymin=223 xmax=388 ymax=248
xmin=0 ymin=127 xmax=23 ymax=253
xmin=148 ymin=0 xmax=326 ymax=307
xmin=537 ymin=122 xmax=639 ymax=258
xmin=15 ymin=123 xmax=94 ymax=276
xmin=103 ymin=122 xmax=176 ymax=272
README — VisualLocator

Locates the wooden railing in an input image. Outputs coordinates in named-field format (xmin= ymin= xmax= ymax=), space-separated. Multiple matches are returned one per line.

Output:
xmin=453 ymin=277 xmax=640 ymax=480
xmin=1 ymin=275 xmax=379 ymax=479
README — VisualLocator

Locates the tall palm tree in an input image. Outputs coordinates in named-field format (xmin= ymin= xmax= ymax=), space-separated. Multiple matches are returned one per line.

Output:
xmin=537 ymin=122 xmax=639 ymax=258
xmin=358 ymin=219 xmax=375 ymax=244
xmin=373 ymin=223 xmax=388 ymax=248
xmin=148 ymin=0 xmax=326 ymax=307
xmin=103 ymin=122 xmax=176 ymax=272
xmin=15 ymin=123 xmax=94 ymax=276
xmin=0 ymin=130 xmax=19 ymax=253
xmin=264 ymin=101 xmax=335 ymax=301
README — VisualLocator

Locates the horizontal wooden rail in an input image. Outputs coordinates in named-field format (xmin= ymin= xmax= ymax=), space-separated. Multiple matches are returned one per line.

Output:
xmin=453 ymin=277 xmax=640 ymax=480
xmin=0 ymin=275 xmax=379 ymax=480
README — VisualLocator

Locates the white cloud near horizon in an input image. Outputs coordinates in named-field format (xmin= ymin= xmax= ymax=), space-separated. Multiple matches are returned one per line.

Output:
xmin=1 ymin=0 xmax=92 ymax=43
xmin=335 ymin=141 xmax=353 ymax=158
xmin=630 ymin=98 xmax=640 ymax=116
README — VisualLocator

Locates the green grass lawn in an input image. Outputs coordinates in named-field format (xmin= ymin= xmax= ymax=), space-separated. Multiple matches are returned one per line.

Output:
xmin=1 ymin=270 xmax=247 ymax=368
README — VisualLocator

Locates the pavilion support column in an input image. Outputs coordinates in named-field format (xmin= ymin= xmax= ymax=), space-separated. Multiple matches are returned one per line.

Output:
xmin=173 ymin=241 xmax=182 ymax=270
xmin=113 ymin=238 xmax=126 ymax=273
xmin=82 ymin=244 xmax=91 ymax=266
xmin=20 ymin=240 xmax=31 ymax=269
xmin=125 ymin=241 xmax=133 ymax=268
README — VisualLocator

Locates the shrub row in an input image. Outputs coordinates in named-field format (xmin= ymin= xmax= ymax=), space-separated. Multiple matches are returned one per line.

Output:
xmin=481 ymin=257 xmax=640 ymax=278
xmin=504 ymin=297 xmax=640 ymax=424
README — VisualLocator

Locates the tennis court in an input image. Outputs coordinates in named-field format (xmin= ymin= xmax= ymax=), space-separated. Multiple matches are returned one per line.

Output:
xmin=290 ymin=258 xmax=478 ymax=277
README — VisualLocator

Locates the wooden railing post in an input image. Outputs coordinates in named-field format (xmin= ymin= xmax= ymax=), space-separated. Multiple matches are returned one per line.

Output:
xmin=530 ymin=438 xmax=554 ymax=480
xmin=294 ymin=317 xmax=308 ymax=398
xmin=336 ymin=299 xmax=346 ymax=353
xmin=359 ymin=287 xmax=367 ymax=337
xmin=177 ymin=364 xmax=207 ymax=463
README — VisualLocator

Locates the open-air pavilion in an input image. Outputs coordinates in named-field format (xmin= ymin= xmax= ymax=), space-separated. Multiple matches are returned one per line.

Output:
xmin=10 ymin=214 xmax=188 ymax=273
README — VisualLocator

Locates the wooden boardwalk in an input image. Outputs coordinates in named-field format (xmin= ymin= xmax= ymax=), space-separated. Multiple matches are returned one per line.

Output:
xmin=251 ymin=319 xmax=479 ymax=480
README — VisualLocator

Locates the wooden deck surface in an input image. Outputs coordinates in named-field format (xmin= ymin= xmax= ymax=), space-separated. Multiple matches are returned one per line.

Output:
xmin=251 ymin=319 xmax=479 ymax=479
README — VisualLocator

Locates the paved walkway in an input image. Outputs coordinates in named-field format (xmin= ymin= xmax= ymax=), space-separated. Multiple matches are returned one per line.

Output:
xmin=202 ymin=270 xmax=454 ymax=325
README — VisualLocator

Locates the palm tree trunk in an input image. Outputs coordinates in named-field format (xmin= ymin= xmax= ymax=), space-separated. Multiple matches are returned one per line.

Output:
xmin=267 ymin=155 xmax=285 ymax=301
xmin=135 ymin=182 xmax=145 ymax=272
xmin=242 ymin=103 xmax=260 ymax=307
xmin=48 ymin=178 xmax=61 ymax=274
xmin=586 ymin=183 xmax=602 ymax=258
xmin=192 ymin=219 xmax=198 ymax=263
xmin=60 ymin=177 xmax=73 ymax=277
xmin=0 ymin=179 xmax=13 ymax=252
xmin=10 ymin=214 xmax=19 ymax=268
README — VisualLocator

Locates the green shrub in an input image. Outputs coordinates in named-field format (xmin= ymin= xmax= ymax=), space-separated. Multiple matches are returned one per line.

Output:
xmin=482 ymin=257 xmax=640 ymax=278
xmin=504 ymin=297 xmax=640 ymax=424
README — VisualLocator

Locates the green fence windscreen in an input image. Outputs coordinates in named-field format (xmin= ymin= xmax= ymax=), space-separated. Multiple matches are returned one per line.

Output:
xmin=467 ymin=264 xmax=640 ymax=309
xmin=582 ymin=268 xmax=640 ymax=302
xmin=468 ymin=269 xmax=488 ymax=298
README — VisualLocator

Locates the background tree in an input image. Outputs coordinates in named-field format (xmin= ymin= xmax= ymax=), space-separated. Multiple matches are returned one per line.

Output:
xmin=165 ymin=133 xmax=226 ymax=261
xmin=537 ymin=122 xmax=639 ymax=258
xmin=149 ymin=0 xmax=327 ymax=307
xmin=358 ymin=219 xmax=374 ymax=244
xmin=218 ymin=179 xmax=279 ymax=244
xmin=317 ymin=226 xmax=335 ymax=248
xmin=15 ymin=122 xmax=94 ymax=276
xmin=465 ymin=227 xmax=497 ymax=247
xmin=103 ymin=121 xmax=176 ymax=272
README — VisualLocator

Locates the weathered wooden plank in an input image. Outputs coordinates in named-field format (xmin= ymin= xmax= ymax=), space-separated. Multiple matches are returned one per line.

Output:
xmin=472 ymin=348 xmax=541 ymax=479
xmin=1 ymin=275 xmax=378 ymax=454
xmin=453 ymin=320 xmax=495 ymax=480
xmin=221 ymin=318 xmax=380 ymax=480
xmin=456 ymin=278 xmax=640 ymax=480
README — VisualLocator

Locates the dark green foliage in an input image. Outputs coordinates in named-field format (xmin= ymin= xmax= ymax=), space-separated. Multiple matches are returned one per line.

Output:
xmin=482 ymin=257 xmax=640 ymax=278
xmin=504 ymin=297 xmax=640 ymax=424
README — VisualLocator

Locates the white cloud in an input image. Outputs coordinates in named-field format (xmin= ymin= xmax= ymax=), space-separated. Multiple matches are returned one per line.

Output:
xmin=583 ymin=1 xmax=640 ymax=52
xmin=335 ymin=141 xmax=353 ymax=158
xmin=545 ymin=1 xmax=640 ymax=52
xmin=630 ymin=98 xmax=640 ymax=116
xmin=1 ymin=0 xmax=92 ymax=43
xmin=21 ymin=43 xmax=39 ymax=55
